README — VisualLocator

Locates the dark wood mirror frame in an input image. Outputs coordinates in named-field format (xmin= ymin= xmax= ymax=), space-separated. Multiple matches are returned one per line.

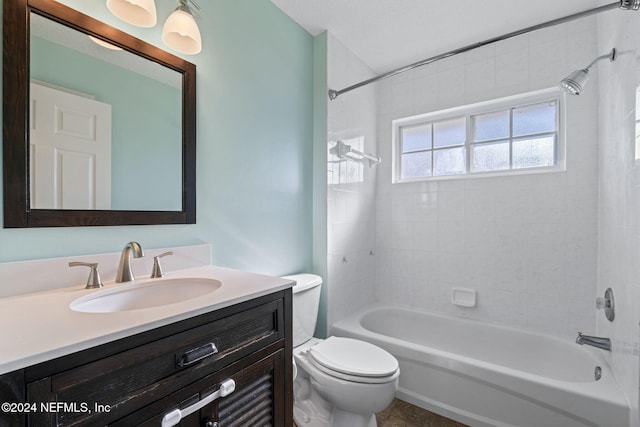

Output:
xmin=3 ymin=0 xmax=196 ymax=227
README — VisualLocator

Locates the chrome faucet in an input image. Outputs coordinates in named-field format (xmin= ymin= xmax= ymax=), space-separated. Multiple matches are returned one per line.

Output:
xmin=576 ymin=332 xmax=611 ymax=352
xmin=115 ymin=241 xmax=144 ymax=283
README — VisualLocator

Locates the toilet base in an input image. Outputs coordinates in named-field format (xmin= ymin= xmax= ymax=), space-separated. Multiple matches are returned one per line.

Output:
xmin=294 ymin=361 xmax=378 ymax=427
xmin=293 ymin=398 xmax=329 ymax=427
xmin=334 ymin=409 xmax=377 ymax=427
xmin=294 ymin=397 xmax=376 ymax=427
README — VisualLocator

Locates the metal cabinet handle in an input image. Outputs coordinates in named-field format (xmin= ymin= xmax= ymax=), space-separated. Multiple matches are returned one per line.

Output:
xmin=161 ymin=379 xmax=235 ymax=427
xmin=68 ymin=262 xmax=103 ymax=289
xmin=177 ymin=342 xmax=218 ymax=368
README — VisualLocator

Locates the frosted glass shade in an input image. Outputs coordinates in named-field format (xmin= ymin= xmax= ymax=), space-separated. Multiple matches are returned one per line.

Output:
xmin=106 ymin=0 xmax=157 ymax=28
xmin=162 ymin=9 xmax=202 ymax=55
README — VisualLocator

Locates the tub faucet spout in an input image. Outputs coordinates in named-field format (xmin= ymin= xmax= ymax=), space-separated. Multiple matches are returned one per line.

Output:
xmin=115 ymin=241 xmax=144 ymax=283
xmin=576 ymin=332 xmax=611 ymax=352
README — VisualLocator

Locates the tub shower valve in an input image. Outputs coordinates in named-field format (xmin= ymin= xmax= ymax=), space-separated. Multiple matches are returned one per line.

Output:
xmin=596 ymin=287 xmax=615 ymax=322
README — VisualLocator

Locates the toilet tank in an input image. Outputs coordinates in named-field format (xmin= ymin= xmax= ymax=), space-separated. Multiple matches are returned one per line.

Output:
xmin=282 ymin=274 xmax=322 ymax=347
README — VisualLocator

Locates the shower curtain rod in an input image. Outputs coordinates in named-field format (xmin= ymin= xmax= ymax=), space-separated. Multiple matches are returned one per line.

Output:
xmin=328 ymin=1 xmax=630 ymax=101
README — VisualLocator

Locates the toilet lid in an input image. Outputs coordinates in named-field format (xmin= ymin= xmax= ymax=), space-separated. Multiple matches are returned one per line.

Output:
xmin=309 ymin=337 xmax=398 ymax=378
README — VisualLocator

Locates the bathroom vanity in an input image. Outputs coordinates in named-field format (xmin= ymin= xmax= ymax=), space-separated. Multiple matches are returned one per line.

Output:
xmin=0 ymin=258 xmax=294 ymax=426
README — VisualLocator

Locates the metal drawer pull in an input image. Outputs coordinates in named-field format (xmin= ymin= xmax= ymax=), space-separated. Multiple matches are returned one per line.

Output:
xmin=177 ymin=342 xmax=218 ymax=367
xmin=161 ymin=379 xmax=235 ymax=427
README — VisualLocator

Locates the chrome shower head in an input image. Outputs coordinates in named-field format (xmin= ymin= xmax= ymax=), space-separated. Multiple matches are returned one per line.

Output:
xmin=559 ymin=69 xmax=590 ymax=95
xmin=620 ymin=0 xmax=640 ymax=10
xmin=559 ymin=48 xmax=616 ymax=95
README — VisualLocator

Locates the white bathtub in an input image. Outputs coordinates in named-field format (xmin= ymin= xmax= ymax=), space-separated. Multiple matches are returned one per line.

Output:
xmin=331 ymin=305 xmax=630 ymax=427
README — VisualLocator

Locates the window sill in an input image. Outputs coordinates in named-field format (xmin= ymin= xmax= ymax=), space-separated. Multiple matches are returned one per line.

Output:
xmin=393 ymin=164 xmax=566 ymax=184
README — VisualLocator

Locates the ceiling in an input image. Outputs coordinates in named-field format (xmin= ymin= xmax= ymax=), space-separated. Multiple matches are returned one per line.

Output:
xmin=271 ymin=0 xmax=613 ymax=74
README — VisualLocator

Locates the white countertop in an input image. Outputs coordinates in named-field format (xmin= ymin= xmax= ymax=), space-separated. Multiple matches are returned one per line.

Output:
xmin=0 ymin=265 xmax=294 ymax=374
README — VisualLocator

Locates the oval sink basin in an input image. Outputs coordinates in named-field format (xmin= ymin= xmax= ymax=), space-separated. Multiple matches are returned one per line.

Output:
xmin=70 ymin=278 xmax=222 ymax=313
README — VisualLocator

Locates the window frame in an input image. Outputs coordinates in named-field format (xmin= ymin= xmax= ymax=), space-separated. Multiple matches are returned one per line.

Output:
xmin=392 ymin=88 xmax=566 ymax=183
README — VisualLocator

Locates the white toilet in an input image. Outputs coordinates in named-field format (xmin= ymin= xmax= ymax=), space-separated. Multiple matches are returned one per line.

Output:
xmin=283 ymin=274 xmax=399 ymax=427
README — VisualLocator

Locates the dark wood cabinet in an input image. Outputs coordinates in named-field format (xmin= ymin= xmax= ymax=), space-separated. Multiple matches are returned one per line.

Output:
xmin=116 ymin=347 xmax=285 ymax=427
xmin=0 ymin=289 xmax=293 ymax=427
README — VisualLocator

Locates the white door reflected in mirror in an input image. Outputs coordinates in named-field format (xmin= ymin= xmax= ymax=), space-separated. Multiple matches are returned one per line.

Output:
xmin=29 ymin=82 xmax=112 ymax=210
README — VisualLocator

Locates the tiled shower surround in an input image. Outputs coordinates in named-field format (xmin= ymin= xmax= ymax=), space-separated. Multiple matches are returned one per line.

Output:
xmin=327 ymin=17 xmax=602 ymax=338
xmin=325 ymin=8 xmax=640 ymax=423
xmin=326 ymin=34 xmax=378 ymax=327
xmin=374 ymin=17 xmax=600 ymax=339
xmin=597 ymin=9 xmax=640 ymax=426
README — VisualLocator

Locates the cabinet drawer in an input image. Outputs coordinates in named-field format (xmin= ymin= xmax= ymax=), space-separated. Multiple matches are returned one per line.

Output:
xmin=112 ymin=347 xmax=285 ymax=427
xmin=27 ymin=299 xmax=284 ymax=426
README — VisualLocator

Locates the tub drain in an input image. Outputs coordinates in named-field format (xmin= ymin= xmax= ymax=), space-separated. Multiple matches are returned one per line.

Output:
xmin=594 ymin=366 xmax=602 ymax=381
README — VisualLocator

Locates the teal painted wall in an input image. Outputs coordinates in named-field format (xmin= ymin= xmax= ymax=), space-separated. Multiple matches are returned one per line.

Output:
xmin=30 ymin=36 xmax=182 ymax=211
xmin=0 ymin=0 xmax=314 ymax=280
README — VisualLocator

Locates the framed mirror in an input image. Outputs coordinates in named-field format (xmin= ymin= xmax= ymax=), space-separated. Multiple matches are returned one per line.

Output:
xmin=3 ymin=0 xmax=196 ymax=227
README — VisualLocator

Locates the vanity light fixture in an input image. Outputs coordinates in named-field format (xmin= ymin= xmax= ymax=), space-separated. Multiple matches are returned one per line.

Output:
xmin=107 ymin=0 xmax=202 ymax=55
xmin=106 ymin=0 xmax=157 ymax=28
xmin=559 ymin=48 xmax=616 ymax=95
xmin=162 ymin=0 xmax=202 ymax=55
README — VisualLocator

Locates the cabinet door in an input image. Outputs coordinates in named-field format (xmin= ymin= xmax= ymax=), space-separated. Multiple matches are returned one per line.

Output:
xmin=215 ymin=349 xmax=286 ymax=426
xmin=112 ymin=348 xmax=286 ymax=427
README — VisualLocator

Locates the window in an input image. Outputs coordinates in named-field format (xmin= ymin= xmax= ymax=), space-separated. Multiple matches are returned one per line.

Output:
xmin=393 ymin=89 xmax=564 ymax=182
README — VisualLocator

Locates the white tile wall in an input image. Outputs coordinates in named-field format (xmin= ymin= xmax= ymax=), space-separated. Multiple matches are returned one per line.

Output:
xmin=596 ymin=9 xmax=640 ymax=426
xmin=374 ymin=17 xmax=600 ymax=339
xmin=326 ymin=34 xmax=378 ymax=329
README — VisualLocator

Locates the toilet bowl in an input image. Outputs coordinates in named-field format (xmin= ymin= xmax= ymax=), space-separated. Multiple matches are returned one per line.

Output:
xmin=294 ymin=337 xmax=399 ymax=427
xmin=283 ymin=274 xmax=399 ymax=427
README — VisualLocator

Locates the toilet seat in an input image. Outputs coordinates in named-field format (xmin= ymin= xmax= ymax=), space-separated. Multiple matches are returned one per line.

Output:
xmin=308 ymin=337 xmax=398 ymax=384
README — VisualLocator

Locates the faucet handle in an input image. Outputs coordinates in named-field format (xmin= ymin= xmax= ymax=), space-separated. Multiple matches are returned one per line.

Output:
xmin=596 ymin=287 xmax=615 ymax=322
xmin=69 ymin=262 xmax=103 ymax=289
xmin=151 ymin=251 xmax=173 ymax=278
